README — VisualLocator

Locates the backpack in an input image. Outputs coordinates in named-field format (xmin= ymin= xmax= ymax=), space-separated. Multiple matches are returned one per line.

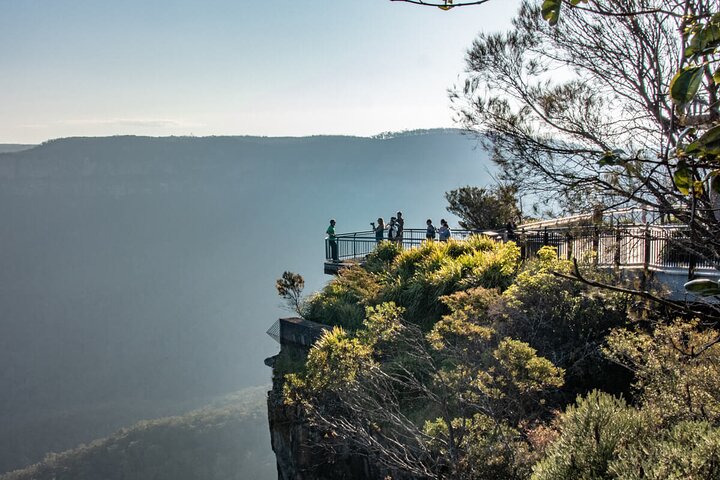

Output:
xmin=388 ymin=224 xmax=397 ymax=240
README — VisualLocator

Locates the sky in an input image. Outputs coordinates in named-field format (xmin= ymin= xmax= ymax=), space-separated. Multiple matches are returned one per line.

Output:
xmin=0 ymin=0 xmax=521 ymax=144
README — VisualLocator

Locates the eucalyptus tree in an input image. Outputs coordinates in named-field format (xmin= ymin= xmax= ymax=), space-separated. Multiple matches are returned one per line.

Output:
xmin=450 ymin=0 xmax=720 ymax=265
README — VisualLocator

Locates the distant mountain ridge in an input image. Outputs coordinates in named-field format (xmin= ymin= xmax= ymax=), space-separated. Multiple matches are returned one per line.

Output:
xmin=0 ymin=129 xmax=491 ymax=473
xmin=0 ymin=144 xmax=35 ymax=154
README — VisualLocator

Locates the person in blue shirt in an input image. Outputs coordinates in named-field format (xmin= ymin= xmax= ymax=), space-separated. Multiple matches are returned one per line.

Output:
xmin=438 ymin=219 xmax=451 ymax=242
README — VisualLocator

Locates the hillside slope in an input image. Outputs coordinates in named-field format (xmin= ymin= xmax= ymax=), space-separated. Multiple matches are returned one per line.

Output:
xmin=0 ymin=387 xmax=275 ymax=480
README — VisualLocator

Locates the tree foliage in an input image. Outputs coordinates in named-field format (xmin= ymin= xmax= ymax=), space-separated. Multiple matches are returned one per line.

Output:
xmin=287 ymin=299 xmax=564 ymax=479
xmin=604 ymin=319 xmax=720 ymax=424
xmin=445 ymin=184 xmax=522 ymax=230
xmin=276 ymin=271 xmax=305 ymax=316
xmin=278 ymin=1 xmax=720 ymax=477
xmin=304 ymin=236 xmax=521 ymax=330
xmin=281 ymin=243 xmax=643 ymax=479
xmin=451 ymin=0 xmax=720 ymax=264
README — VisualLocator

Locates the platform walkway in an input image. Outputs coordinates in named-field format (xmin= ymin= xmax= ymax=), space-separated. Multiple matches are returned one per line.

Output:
xmin=324 ymin=221 xmax=719 ymax=298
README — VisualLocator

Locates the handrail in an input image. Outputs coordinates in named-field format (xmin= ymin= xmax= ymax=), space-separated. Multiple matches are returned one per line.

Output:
xmin=325 ymin=224 xmax=719 ymax=279
xmin=518 ymin=207 xmax=668 ymax=230
xmin=327 ymin=228 xmax=481 ymax=263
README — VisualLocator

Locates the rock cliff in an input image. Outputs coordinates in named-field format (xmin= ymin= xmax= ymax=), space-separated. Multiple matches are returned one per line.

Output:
xmin=265 ymin=318 xmax=391 ymax=480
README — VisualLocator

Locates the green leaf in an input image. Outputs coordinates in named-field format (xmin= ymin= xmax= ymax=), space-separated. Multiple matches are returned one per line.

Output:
xmin=693 ymin=180 xmax=705 ymax=196
xmin=684 ymin=279 xmax=720 ymax=296
xmin=598 ymin=149 xmax=625 ymax=166
xmin=541 ymin=0 xmax=562 ymax=26
xmin=674 ymin=161 xmax=692 ymax=195
xmin=714 ymin=67 xmax=720 ymax=85
xmin=685 ymin=125 xmax=720 ymax=154
xmin=669 ymin=65 xmax=705 ymax=105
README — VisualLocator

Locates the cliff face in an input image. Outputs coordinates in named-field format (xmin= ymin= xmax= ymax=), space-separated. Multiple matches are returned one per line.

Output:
xmin=267 ymin=382 xmax=380 ymax=480
xmin=265 ymin=318 xmax=386 ymax=480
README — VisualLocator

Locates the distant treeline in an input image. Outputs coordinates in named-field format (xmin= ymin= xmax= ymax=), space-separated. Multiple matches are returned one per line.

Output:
xmin=0 ymin=387 xmax=276 ymax=480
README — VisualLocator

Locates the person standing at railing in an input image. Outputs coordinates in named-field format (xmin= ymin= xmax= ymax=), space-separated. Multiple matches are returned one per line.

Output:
xmin=388 ymin=217 xmax=399 ymax=243
xmin=438 ymin=219 xmax=451 ymax=242
xmin=396 ymin=211 xmax=405 ymax=244
xmin=426 ymin=219 xmax=437 ymax=240
xmin=326 ymin=219 xmax=339 ymax=262
xmin=371 ymin=218 xmax=386 ymax=243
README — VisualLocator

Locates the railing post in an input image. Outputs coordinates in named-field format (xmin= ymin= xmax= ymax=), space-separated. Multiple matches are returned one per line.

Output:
xmin=353 ymin=232 xmax=357 ymax=259
xmin=614 ymin=227 xmax=622 ymax=270
xmin=642 ymin=223 xmax=650 ymax=290
xmin=566 ymin=231 xmax=573 ymax=260
xmin=543 ymin=226 xmax=548 ymax=246
xmin=592 ymin=226 xmax=599 ymax=267
xmin=688 ymin=253 xmax=696 ymax=281
xmin=521 ymin=228 xmax=527 ymax=260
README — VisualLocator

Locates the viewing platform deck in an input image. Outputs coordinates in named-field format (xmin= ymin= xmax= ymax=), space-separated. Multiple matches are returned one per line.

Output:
xmin=324 ymin=221 xmax=719 ymax=299
xmin=323 ymin=228 xmax=482 ymax=274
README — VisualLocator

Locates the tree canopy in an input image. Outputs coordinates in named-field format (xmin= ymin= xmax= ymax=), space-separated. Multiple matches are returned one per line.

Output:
xmin=451 ymin=0 xmax=720 ymax=264
xmin=445 ymin=184 xmax=522 ymax=230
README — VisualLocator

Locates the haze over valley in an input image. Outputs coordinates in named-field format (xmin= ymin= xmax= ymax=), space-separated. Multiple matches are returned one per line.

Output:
xmin=0 ymin=130 xmax=490 ymax=475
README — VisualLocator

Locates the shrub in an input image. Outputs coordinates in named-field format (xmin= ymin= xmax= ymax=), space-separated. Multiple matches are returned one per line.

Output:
xmin=604 ymin=319 xmax=720 ymax=424
xmin=303 ymin=266 xmax=381 ymax=330
xmin=531 ymin=391 xmax=648 ymax=480
xmin=364 ymin=240 xmax=402 ymax=272
xmin=609 ymin=420 xmax=720 ymax=480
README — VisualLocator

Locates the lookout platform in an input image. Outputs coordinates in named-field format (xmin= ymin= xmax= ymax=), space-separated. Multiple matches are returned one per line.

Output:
xmin=323 ymin=211 xmax=719 ymax=299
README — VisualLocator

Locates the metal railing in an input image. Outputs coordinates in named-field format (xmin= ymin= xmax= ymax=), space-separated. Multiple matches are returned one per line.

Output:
xmin=325 ymin=228 xmax=479 ymax=262
xmin=517 ymin=224 xmax=718 ymax=278
xmin=326 ymin=225 xmax=719 ymax=279
xmin=517 ymin=207 xmax=667 ymax=230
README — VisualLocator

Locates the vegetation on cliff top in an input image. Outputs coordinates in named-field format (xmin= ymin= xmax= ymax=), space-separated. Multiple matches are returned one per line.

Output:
xmin=274 ymin=237 xmax=720 ymax=479
xmin=272 ymin=0 xmax=720 ymax=476
xmin=279 ymin=240 xmax=720 ymax=478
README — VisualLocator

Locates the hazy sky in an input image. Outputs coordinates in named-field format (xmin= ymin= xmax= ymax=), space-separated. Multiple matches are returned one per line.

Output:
xmin=1 ymin=0 xmax=520 ymax=143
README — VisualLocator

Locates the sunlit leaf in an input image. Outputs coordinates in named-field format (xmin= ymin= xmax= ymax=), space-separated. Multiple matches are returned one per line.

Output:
xmin=693 ymin=180 xmax=705 ymax=196
xmin=685 ymin=125 xmax=720 ymax=154
xmin=598 ymin=149 xmax=625 ymax=166
xmin=541 ymin=0 xmax=561 ymax=26
xmin=669 ymin=65 xmax=705 ymax=105
xmin=674 ymin=161 xmax=692 ymax=195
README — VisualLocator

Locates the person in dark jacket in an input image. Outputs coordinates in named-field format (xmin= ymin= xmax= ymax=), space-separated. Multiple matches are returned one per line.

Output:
xmin=372 ymin=218 xmax=385 ymax=243
xmin=426 ymin=219 xmax=436 ymax=240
